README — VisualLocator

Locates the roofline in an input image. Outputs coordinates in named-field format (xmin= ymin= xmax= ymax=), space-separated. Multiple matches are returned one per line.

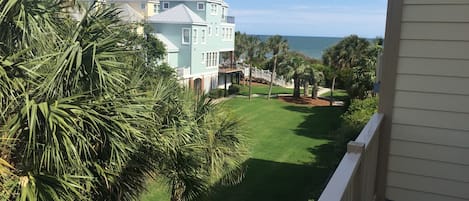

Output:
xmin=148 ymin=21 xmax=208 ymax=26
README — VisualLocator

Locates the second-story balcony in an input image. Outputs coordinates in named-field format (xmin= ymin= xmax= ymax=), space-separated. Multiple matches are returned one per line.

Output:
xmin=222 ymin=16 xmax=235 ymax=24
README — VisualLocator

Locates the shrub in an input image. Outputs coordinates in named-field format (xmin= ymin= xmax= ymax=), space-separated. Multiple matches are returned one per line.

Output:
xmin=333 ymin=97 xmax=378 ymax=155
xmin=228 ymin=84 xmax=241 ymax=95
xmin=208 ymin=88 xmax=225 ymax=99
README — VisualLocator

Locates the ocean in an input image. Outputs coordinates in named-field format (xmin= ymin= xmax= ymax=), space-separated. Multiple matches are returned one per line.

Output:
xmin=255 ymin=35 xmax=343 ymax=60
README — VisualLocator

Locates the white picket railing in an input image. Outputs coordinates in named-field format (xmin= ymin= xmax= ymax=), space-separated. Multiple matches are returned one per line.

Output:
xmin=243 ymin=67 xmax=293 ymax=88
xmin=318 ymin=113 xmax=384 ymax=201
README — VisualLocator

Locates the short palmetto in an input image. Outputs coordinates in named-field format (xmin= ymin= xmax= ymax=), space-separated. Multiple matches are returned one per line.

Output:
xmin=0 ymin=1 xmax=247 ymax=201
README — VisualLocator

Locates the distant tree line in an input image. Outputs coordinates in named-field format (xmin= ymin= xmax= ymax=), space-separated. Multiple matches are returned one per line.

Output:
xmin=234 ymin=32 xmax=383 ymax=102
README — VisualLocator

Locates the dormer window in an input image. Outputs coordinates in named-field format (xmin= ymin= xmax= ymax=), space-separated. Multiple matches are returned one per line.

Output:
xmin=197 ymin=2 xmax=205 ymax=11
xmin=162 ymin=2 xmax=169 ymax=9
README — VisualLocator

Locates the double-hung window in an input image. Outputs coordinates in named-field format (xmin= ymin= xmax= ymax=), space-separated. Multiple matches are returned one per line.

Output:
xmin=182 ymin=28 xmax=190 ymax=44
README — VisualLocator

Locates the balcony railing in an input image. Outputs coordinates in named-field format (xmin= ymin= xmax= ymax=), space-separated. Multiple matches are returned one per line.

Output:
xmin=177 ymin=67 xmax=190 ymax=78
xmin=318 ymin=113 xmax=384 ymax=201
xmin=226 ymin=16 xmax=235 ymax=24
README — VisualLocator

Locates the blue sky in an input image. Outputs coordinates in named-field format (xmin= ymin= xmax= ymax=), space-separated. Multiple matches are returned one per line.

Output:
xmin=227 ymin=0 xmax=388 ymax=38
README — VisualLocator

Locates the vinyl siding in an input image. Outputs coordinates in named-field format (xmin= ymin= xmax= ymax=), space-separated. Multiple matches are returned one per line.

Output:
xmin=385 ymin=1 xmax=469 ymax=200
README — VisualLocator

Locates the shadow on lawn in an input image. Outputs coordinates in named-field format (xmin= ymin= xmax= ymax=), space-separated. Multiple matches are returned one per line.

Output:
xmin=198 ymin=105 xmax=347 ymax=201
xmin=282 ymin=105 xmax=344 ymax=140
xmin=198 ymin=158 xmax=331 ymax=201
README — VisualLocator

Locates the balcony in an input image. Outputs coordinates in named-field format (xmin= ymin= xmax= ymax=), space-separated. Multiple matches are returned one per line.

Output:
xmin=225 ymin=16 xmax=235 ymax=24
xmin=177 ymin=67 xmax=190 ymax=78
xmin=318 ymin=113 xmax=384 ymax=201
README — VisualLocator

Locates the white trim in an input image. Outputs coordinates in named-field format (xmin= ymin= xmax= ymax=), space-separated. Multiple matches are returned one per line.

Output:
xmin=189 ymin=71 xmax=219 ymax=79
xmin=201 ymin=28 xmax=206 ymax=44
xmin=182 ymin=28 xmax=190 ymax=45
xmin=219 ymin=48 xmax=234 ymax=52
xmin=197 ymin=2 xmax=205 ymax=11
xmin=210 ymin=3 xmax=218 ymax=15
xmin=162 ymin=2 xmax=169 ymax=9
xmin=192 ymin=28 xmax=198 ymax=44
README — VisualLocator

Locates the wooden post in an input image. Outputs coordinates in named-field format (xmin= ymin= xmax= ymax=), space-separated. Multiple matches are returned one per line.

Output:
xmin=224 ymin=73 xmax=227 ymax=97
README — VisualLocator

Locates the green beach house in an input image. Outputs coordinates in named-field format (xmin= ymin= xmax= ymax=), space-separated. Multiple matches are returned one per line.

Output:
xmin=148 ymin=0 xmax=236 ymax=93
xmin=80 ymin=0 xmax=237 ymax=93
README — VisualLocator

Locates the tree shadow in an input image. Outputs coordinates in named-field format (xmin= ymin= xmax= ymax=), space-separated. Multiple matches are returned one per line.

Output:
xmin=198 ymin=158 xmax=331 ymax=201
xmin=282 ymin=105 xmax=344 ymax=140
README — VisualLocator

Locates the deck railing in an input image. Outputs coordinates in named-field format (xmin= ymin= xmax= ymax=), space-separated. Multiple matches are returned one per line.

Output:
xmin=318 ymin=113 xmax=384 ymax=201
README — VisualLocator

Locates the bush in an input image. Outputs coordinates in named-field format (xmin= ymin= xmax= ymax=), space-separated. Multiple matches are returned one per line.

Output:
xmin=208 ymin=88 xmax=225 ymax=99
xmin=228 ymin=84 xmax=241 ymax=95
xmin=333 ymin=97 xmax=378 ymax=155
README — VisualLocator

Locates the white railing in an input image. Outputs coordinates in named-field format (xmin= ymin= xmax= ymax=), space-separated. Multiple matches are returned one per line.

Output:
xmin=243 ymin=67 xmax=293 ymax=88
xmin=318 ymin=113 xmax=384 ymax=201
xmin=177 ymin=67 xmax=190 ymax=78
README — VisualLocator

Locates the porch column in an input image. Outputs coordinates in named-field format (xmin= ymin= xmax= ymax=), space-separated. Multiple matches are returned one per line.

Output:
xmin=231 ymin=51 xmax=234 ymax=68
xmin=224 ymin=73 xmax=227 ymax=97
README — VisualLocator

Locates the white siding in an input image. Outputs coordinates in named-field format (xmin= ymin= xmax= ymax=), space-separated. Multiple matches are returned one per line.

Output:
xmin=386 ymin=1 xmax=469 ymax=200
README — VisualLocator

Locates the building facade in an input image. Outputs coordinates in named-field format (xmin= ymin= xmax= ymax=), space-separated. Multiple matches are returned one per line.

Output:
xmin=148 ymin=0 xmax=235 ymax=93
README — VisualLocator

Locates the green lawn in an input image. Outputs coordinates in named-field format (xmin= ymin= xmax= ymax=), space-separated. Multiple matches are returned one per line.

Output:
xmin=140 ymin=98 xmax=346 ymax=201
xmin=238 ymin=85 xmax=293 ymax=96
xmin=319 ymin=89 xmax=349 ymax=102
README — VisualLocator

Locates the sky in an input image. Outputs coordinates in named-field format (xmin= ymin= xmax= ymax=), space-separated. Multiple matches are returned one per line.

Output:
xmin=226 ymin=0 xmax=388 ymax=38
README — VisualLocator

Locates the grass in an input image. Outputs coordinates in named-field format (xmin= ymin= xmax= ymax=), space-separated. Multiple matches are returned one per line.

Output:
xmin=237 ymin=84 xmax=293 ymax=96
xmin=319 ymin=89 xmax=349 ymax=102
xmin=140 ymin=97 xmax=346 ymax=201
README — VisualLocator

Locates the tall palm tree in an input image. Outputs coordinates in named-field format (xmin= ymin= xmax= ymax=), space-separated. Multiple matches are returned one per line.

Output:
xmin=322 ymin=35 xmax=370 ymax=105
xmin=266 ymin=35 xmax=288 ymax=100
xmin=244 ymin=36 xmax=265 ymax=101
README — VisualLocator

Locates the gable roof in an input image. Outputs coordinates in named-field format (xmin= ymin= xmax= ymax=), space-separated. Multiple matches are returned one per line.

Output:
xmin=116 ymin=4 xmax=144 ymax=22
xmin=147 ymin=4 xmax=207 ymax=25
xmin=155 ymin=34 xmax=179 ymax=52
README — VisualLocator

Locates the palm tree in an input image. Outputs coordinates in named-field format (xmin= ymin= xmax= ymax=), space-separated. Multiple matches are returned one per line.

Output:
xmin=266 ymin=35 xmax=288 ymax=100
xmin=1 ymin=2 xmax=157 ymax=200
xmin=322 ymin=35 xmax=370 ymax=105
xmin=278 ymin=52 xmax=307 ymax=98
xmin=244 ymin=36 xmax=265 ymax=100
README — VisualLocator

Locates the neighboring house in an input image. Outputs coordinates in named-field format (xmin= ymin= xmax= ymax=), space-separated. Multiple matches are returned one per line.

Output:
xmin=148 ymin=0 xmax=236 ymax=93
xmin=77 ymin=0 xmax=237 ymax=93
xmin=319 ymin=1 xmax=469 ymax=201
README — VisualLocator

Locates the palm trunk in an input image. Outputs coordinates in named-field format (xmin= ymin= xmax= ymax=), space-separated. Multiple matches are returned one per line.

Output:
xmin=303 ymin=81 xmax=309 ymax=97
xmin=267 ymin=55 xmax=277 ymax=100
xmin=293 ymin=77 xmax=300 ymax=98
xmin=248 ymin=65 xmax=252 ymax=101
xmin=171 ymin=181 xmax=184 ymax=201
xmin=330 ymin=76 xmax=336 ymax=106
xmin=312 ymin=82 xmax=318 ymax=99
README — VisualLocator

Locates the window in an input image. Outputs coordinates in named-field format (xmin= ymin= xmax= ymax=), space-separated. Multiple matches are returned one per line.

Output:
xmin=141 ymin=3 xmax=146 ymax=9
xmin=192 ymin=28 xmax=198 ymax=44
xmin=221 ymin=7 xmax=225 ymax=19
xmin=215 ymin=27 xmax=219 ymax=36
xmin=206 ymin=53 xmax=210 ymax=66
xmin=208 ymin=26 xmax=212 ymax=36
xmin=211 ymin=3 xmax=217 ymax=15
xmin=201 ymin=53 xmax=205 ymax=64
xmin=201 ymin=29 xmax=206 ymax=44
xmin=162 ymin=2 xmax=169 ymax=9
xmin=222 ymin=28 xmax=226 ymax=39
xmin=182 ymin=28 xmax=190 ymax=44
xmin=197 ymin=2 xmax=205 ymax=10
xmin=154 ymin=4 xmax=158 ymax=13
